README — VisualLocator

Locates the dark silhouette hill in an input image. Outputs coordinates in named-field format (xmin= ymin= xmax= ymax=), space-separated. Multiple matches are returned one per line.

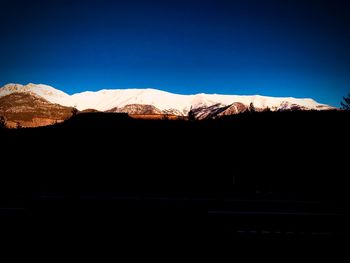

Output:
xmin=0 ymin=110 xmax=347 ymax=243
xmin=2 ymin=110 xmax=347 ymax=200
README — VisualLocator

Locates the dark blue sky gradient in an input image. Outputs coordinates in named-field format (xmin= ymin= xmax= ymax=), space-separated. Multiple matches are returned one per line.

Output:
xmin=1 ymin=0 xmax=350 ymax=106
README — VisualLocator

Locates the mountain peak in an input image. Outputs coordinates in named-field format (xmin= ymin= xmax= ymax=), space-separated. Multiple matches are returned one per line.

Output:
xmin=2 ymin=83 xmax=24 ymax=90
xmin=0 ymin=83 xmax=335 ymax=114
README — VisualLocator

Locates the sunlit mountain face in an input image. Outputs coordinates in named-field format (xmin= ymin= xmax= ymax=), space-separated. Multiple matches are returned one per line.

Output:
xmin=0 ymin=83 xmax=334 ymax=112
xmin=0 ymin=83 xmax=335 ymax=127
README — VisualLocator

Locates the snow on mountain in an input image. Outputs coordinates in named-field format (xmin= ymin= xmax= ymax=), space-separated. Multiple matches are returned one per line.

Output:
xmin=0 ymin=83 xmax=334 ymax=115
xmin=0 ymin=83 xmax=72 ymax=106
xmin=69 ymin=88 xmax=196 ymax=114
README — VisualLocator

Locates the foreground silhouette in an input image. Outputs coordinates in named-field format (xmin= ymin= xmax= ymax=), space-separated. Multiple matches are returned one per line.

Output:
xmin=0 ymin=110 xmax=347 ymax=243
xmin=341 ymin=93 xmax=350 ymax=110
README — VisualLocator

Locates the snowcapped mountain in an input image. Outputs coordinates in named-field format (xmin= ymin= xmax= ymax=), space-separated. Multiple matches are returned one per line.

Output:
xmin=0 ymin=83 xmax=72 ymax=106
xmin=0 ymin=83 xmax=334 ymax=116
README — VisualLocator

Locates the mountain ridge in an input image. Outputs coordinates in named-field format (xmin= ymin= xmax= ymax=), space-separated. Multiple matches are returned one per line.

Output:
xmin=0 ymin=83 xmax=334 ymax=116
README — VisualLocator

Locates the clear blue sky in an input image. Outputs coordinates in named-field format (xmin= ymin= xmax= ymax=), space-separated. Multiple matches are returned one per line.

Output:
xmin=1 ymin=0 xmax=350 ymax=106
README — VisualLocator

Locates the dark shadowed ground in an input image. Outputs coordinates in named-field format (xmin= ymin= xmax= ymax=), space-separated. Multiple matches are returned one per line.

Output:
xmin=0 ymin=111 xmax=347 ymax=247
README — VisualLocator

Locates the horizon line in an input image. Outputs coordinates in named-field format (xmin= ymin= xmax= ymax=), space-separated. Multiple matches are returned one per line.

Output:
xmin=1 ymin=82 xmax=324 ymax=104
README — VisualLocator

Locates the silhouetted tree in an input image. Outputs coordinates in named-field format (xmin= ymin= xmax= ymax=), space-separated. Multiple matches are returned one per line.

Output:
xmin=249 ymin=102 xmax=255 ymax=112
xmin=0 ymin=116 xmax=6 ymax=129
xmin=188 ymin=107 xmax=195 ymax=121
xmin=263 ymin=106 xmax=271 ymax=112
xmin=162 ymin=114 xmax=169 ymax=120
xmin=16 ymin=121 xmax=22 ymax=129
xmin=340 ymin=93 xmax=350 ymax=110
xmin=72 ymin=107 xmax=78 ymax=117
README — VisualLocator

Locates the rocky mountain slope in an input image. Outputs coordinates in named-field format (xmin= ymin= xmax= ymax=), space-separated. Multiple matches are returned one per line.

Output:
xmin=107 ymin=104 xmax=163 ymax=115
xmin=0 ymin=92 xmax=75 ymax=128
xmin=0 ymin=83 xmax=335 ymax=123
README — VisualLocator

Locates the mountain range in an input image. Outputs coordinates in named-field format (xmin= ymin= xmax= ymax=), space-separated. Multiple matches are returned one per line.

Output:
xmin=0 ymin=83 xmax=334 ymax=127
